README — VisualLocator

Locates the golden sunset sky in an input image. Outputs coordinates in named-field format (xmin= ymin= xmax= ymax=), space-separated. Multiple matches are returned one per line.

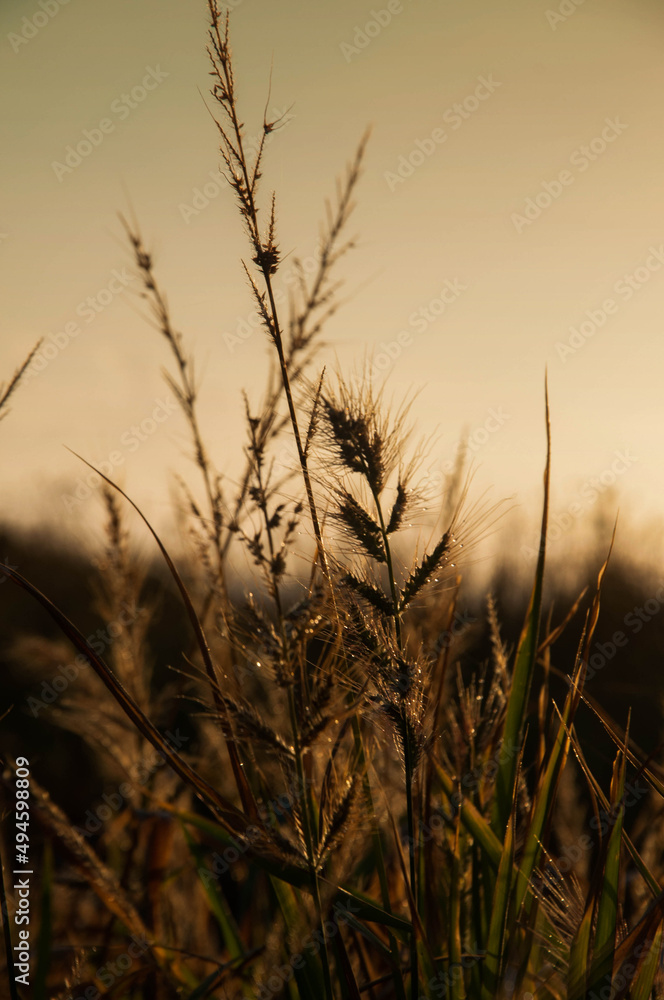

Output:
xmin=2 ymin=0 xmax=664 ymax=568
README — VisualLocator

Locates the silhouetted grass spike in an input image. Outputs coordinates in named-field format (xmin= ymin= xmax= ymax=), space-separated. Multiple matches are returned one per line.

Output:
xmin=335 ymin=490 xmax=385 ymax=562
xmin=323 ymin=397 xmax=386 ymax=493
xmin=400 ymin=531 xmax=452 ymax=610
xmin=0 ymin=340 xmax=41 ymax=420
xmin=386 ymin=480 xmax=409 ymax=534
xmin=316 ymin=774 xmax=362 ymax=871
xmin=341 ymin=570 xmax=394 ymax=616
xmin=378 ymin=693 xmax=426 ymax=774
xmin=208 ymin=693 xmax=294 ymax=761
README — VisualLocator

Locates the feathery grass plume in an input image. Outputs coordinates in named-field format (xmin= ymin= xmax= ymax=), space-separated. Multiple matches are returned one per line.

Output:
xmin=39 ymin=489 xmax=182 ymax=804
xmin=315 ymin=772 xmax=363 ymax=871
xmin=320 ymin=375 xmax=416 ymax=497
xmin=92 ymin=487 xmax=153 ymax=706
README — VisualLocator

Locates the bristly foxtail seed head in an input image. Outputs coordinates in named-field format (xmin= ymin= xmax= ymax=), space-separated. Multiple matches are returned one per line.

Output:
xmin=320 ymin=374 xmax=417 ymax=497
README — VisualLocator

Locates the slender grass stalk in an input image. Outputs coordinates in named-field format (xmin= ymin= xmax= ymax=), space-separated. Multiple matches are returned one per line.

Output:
xmin=244 ymin=403 xmax=334 ymax=995
xmin=368 ymin=483 xmax=419 ymax=997
xmin=207 ymin=4 xmax=331 ymax=583
xmin=0 ymin=340 xmax=42 ymax=421
xmin=286 ymin=686 xmax=334 ymax=1000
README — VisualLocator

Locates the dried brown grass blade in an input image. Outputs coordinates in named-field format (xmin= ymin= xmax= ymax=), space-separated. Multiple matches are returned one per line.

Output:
xmin=536 ymin=585 xmax=589 ymax=657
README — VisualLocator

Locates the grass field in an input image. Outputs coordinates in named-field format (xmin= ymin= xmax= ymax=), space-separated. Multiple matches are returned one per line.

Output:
xmin=2 ymin=4 xmax=664 ymax=998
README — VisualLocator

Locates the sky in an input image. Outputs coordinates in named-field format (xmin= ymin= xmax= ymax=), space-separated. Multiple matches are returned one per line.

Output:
xmin=2 ymin=0 xmax=664 ymax=572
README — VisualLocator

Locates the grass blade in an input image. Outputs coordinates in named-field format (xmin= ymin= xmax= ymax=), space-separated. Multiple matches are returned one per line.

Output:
xmin=433 ymin=761 xmax=502 ymax=868
xmin=629 ymin=923 xmax=664 ymax=1000
xmin=513 ymin=658 xmax=585 ymax=917
xmin=270 ymin=877 xmax=324 ymax=998
xmin=586 ymin=745 xmax=626 ymax=998
xmin=481 ymin=800 xmax=515 ymax=999
xmin=182 ymin=824 xmax=245 ymax=961
xmin=493 ymin=381 xmax=550 ymax=835
xmin=448 ymin=821 xmax=467 ymax=1000
xmin=63 ymin=452 xmax=259 ymax=822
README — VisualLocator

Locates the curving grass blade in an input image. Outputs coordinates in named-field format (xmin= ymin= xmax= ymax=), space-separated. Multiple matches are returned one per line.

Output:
xmin=433 ymin=761 xmax=502 ymax=868
xmin=63 ymin=453 xmax=259 ymax=821
xmin=630 ymin=922 xmax=664 ymax=1000
xmin=182 ymin=824 xmax=244 ymax=962
xmin=567 ymin=888 xmax=595 ymax=1000
xmin=447 ymin=827 xmax=466 ymax=1000
xmin=586 ymin=745 xmax=626 ymax=999
xmin=481 ymin=796 xmax=516 ymax=999
xmin=0 ymin=564 xmax=248 ymax=838
xmin=513 ymin=656 xmax=585 ymax=918
xmin=270 ymin=877 xmax=324 ymax=998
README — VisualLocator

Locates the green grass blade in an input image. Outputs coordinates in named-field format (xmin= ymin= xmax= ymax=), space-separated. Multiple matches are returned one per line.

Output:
xmin=513 ymin=660 xmax=584 ymax=916
xmin=182 ymin=824 xmax=244 ymax=961
xmin=481 ymin=809 xmax=515 ymax=999
xmin=570 ymin=724 xmax=662 ymax=903
xmin=586 ymin=748 xmax=626 ymax=998
xmin=433 ymin=761 xmax=502 ymax=868
xmin=609 ymin=893 xmax=664 ymax=1000
xmin=493 ymin=383 xmax=550 ymax=835
xmin=567 ymin=898 xmax=594 ymax=1000
xmin=270 ymin=877 xmax=324 ymax=998
xmin=448 ymin=835 xmax=466 ymax=1000
xmin=626 ymin=923 xmax=663 ymax=1000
